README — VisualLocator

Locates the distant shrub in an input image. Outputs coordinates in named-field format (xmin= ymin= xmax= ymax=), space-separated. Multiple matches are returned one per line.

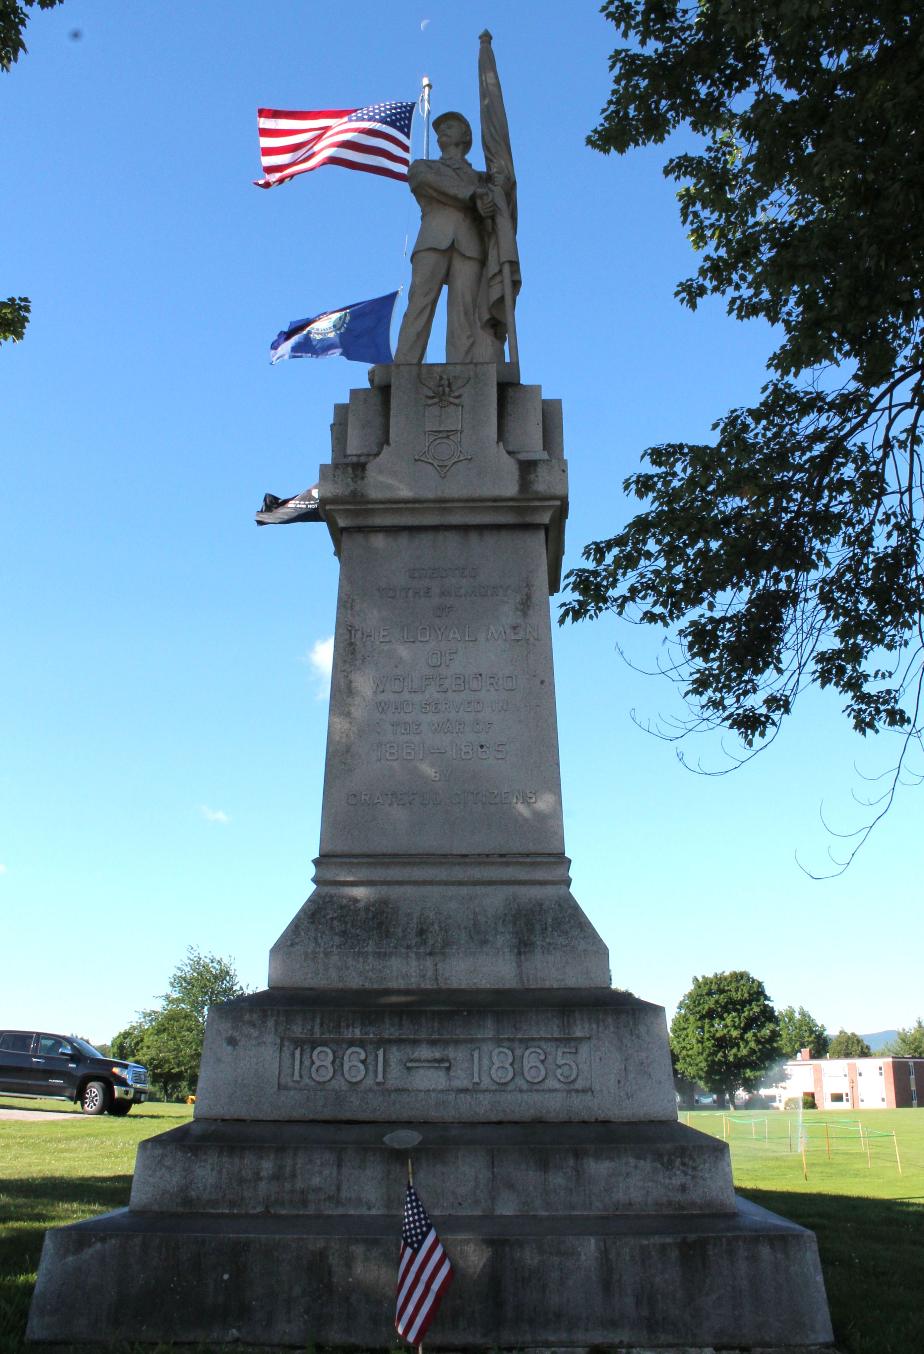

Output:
xmin=783 ymin=1092 xmax=817 ymax=1111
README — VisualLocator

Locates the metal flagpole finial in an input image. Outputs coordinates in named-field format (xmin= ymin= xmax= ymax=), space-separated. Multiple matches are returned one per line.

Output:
xmin=420 ymin=74 xmax=432 ymax=159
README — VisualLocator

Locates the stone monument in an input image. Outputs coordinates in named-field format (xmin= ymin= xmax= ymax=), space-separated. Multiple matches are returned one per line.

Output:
xmin=29 ymin=36 xmax=833 ymax=1353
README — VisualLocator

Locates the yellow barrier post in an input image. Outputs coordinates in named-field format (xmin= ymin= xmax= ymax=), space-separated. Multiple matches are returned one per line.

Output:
xmin=893 ymin=1133 xmax=902 ymax=1175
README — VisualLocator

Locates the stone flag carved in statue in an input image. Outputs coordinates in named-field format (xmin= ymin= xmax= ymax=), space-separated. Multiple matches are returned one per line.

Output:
xmin=477 ymin=29 xmax=521 ymax=364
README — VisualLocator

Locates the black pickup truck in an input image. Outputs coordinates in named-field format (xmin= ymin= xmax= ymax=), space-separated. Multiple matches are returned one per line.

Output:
xmin=0 ymin=1029 xmax=148 ymax=1115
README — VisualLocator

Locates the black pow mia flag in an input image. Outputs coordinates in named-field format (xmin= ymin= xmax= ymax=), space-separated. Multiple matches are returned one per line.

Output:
xmin=255 ymin=483 xmax=322 ymax=525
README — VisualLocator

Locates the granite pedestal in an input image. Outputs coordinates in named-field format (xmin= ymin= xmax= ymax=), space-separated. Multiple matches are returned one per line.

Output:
xmin=28 ymin=364 xmax=833 ymax=1350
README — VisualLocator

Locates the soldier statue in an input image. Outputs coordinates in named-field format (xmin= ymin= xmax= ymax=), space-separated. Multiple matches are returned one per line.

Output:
xmin=394 ymin=36 xmax=520 ymax=366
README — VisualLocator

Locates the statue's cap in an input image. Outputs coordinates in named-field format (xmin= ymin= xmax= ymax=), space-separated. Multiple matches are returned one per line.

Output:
xmin=432 ymin=111 xmax=473 ymax=152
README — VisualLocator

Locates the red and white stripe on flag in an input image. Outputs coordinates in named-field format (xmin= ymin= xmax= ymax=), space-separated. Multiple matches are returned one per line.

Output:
xmin=395 ymin=1186 xmax=454 ymax=1348
xmin=254 ymin=102 xmax=413 ymax=187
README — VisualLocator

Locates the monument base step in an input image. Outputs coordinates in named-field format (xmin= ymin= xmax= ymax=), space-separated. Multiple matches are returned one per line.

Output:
xmin=26 ymin=1198 xmax=833 ymax=1349
xmin=193 ymin=987 xmax=679 ymax=1122
xmin=130 ymin=1119 xmax=736 ymax=1216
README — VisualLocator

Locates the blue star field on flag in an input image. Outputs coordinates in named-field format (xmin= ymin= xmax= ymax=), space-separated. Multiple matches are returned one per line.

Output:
xmin=255 ymin=101 xmax=414 ymax=186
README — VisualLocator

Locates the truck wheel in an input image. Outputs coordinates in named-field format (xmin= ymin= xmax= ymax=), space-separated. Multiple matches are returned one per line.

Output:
xmin=108 ymin=1101 xmax=132 ymax=1116
xmin=80 ymin=1080 xmax=110 ymax=1115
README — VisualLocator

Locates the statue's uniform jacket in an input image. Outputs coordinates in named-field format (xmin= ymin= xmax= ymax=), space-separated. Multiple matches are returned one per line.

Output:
xmin=394 ymin=156 xmax=492 ymax=364
xmin=407 ymin=159 xmax=486 ymax=261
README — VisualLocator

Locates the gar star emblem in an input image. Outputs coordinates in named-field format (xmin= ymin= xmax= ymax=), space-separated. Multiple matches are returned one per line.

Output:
xmin=416 ymin=371 xmax=471 ymax=477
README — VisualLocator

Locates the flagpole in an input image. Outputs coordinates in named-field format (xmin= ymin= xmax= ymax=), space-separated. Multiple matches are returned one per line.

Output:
xmin=421 ymin=75 xmax=432 ymax=159
xmin=408 ymin=1156 xmax=424 ymax=1354
xmin=409 ymin=1156 xmax=425 ymax=1354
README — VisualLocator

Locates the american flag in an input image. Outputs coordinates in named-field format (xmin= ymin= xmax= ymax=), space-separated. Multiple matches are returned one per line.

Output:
xmin=254 ymin=101 xmax=414 ymax=188
xmin=395 ymin=1184 xmax=454 ymax=1346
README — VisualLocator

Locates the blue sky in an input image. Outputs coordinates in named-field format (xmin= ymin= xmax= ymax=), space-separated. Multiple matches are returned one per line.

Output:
xmin=2 ymin=0 xmax=920 ymax=1047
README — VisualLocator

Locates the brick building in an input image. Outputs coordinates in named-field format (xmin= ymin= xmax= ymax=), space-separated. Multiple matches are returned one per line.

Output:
xmin=764 ymin=1052 xmax=923 ymax=1110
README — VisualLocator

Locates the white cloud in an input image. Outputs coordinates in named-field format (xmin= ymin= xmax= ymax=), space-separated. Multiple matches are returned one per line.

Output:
xmin=302 ymin=635 xmax=334 ymax=699
xmin=0 ymin=863 xmax=7 ymax=876
xmin=199 ymin=805 xmax=230 ymax=825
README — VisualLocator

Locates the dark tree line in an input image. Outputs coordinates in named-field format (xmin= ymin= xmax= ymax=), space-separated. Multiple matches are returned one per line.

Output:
xmin=668 ymin=972 xmax=897 ymax=1106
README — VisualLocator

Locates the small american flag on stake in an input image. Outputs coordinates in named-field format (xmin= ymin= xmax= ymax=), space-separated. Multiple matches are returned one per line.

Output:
xmin=395 ymin=1183 xmax=454 ymax=1346
xmin=254 ymin=101 xmax=414 ymax=187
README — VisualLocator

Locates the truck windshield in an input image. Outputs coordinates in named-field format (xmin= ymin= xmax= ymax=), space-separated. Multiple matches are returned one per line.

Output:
xmin=71 ymin=1038 xmax=104 ymax=1058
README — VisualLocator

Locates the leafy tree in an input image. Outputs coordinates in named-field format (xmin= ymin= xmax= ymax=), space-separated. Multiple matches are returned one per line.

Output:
xmin=136 ymin=1005 xmax=204 ymax=1102
xmin=109 ymin=1017 xmax=150 ymax=1064
xmin=2 ymin=0 xmax=64 ymax=344
xmin=162 ymin=947 xmax=247 ymax=1027
xmin=778 ymin=1005 xmax=829 ymax=1060
xmin=109 ymin=948 xmax=248 ymax=1100
xmin=562 ymin=2 xmax=924 ymax=864
xmin=827 ymin=1029 xmax=873 ymax=1058
xmin=886 ymin=1017 xmax=924 ymax=1057
xmin=1 ymin=0 xmax=63 ymax=71
xmin=669 ymin=1045 xmax=697 ymax=1109
xmin=670 ymin=970 xmax=780 ymax=1107
xmin=0 ymin=297 xmax=31 ymax=345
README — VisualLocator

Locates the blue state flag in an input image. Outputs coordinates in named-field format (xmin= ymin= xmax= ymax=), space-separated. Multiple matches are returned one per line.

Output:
xmin=270 ymin=291 xmax=397 ymax=365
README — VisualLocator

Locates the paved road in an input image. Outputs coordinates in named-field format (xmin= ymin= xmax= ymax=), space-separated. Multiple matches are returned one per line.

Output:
xmin=0 ymin=1107 xmax=82 ymax=1121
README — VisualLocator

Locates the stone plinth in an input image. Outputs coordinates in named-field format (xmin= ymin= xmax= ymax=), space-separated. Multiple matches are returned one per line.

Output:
xmin=28 ymin=1201 xmax=832 ymax=1350
xmin=128 ymin=1120 xmax=737 ymax=1217
xmin=28 ymin=363 xmax=833 ymax=1351
xmin=193 ymin=988 xmax=677 ymax=1123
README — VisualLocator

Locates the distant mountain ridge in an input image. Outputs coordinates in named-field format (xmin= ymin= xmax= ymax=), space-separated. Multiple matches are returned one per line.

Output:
xmin=861 ymin=1030 xmax=899 ymax=1052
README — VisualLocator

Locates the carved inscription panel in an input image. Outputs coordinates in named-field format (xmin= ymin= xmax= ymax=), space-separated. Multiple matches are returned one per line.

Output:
xmin=319 ymin=526 xmax=566 ymax=855
xmin=278 ymin=1036 xmax=592 ymax=1094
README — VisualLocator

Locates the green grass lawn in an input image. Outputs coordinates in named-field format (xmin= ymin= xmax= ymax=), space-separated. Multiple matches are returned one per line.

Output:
xmin=0 ymin=1101 xmax=191 ymax=1354
xmin=684 ymin=1108 xmax=924 ymax=1354
xmin=1 ymin=1102 xmax=922 ymax=1352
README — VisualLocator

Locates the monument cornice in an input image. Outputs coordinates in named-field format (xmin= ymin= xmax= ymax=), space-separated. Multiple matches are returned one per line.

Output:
xmin=318 ymin=479 xmax=567 ymax=593
xmin=311 ymin=852 xmax=574 ymax=887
